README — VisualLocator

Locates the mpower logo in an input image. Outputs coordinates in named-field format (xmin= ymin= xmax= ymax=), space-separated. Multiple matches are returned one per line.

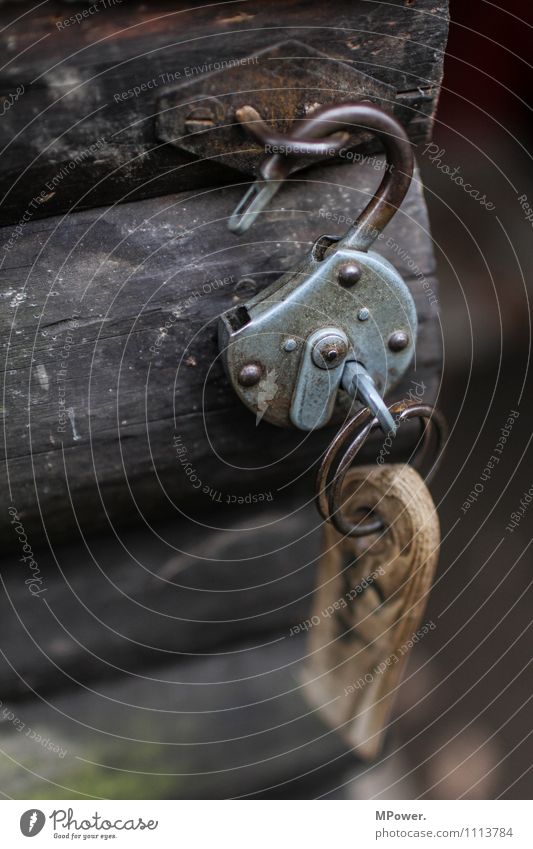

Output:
xmin=20 ymin=809 xmax=45 ymax=836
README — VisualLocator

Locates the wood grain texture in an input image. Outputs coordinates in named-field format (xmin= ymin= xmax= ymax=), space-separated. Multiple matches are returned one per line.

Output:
xmin=1 ymin=157 xmax=442 ymax=542
xmin=0 ymin=497 xmax=321 ymax=699
xmin=303 ymin=464 xmax=440 ymax=760
xmin=0 ymin=632 xmax=355 ymax=799
xmin=0 ymin=0 xmax=449 ymax=223
xmin=0 ymin=481 xmax=353 ymax=800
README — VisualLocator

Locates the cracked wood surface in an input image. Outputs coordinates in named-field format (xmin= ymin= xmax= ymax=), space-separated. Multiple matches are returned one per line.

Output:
xmin=0 ymin=0 xmax=449 ymax=223
xmin=1 ymin=157 xmax=442 ymax=542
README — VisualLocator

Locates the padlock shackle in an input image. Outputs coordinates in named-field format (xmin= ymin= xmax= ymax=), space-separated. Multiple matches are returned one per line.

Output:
xmin=233 ymin=102 xmax=414 ymax=250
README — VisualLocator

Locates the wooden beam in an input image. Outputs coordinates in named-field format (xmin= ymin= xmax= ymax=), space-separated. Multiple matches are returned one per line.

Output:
xmin=0 ymin=0 xmax=449 ymax=222
xmin=1 ymin=157 xmax=441 ymax=542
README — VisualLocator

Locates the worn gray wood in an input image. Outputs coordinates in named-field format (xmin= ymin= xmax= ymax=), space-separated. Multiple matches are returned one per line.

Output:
xmin=1 ymin=157 xmax=441 ymax=542
xmin=0 ymin=498 xmax=321 ymax=699
xmin=0 ymin=632 xmax=359 ymax=799
xmin=0 ymin=0 xmax=449 ymax=223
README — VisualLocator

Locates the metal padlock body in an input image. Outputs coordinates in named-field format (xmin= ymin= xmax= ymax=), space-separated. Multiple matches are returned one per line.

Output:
xmin=218 ymin=238 xmax=417 ymax=429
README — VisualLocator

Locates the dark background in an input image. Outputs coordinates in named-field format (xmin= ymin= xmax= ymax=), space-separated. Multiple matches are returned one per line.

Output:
xmin=406 ymin=0 xmax=533 ymax=799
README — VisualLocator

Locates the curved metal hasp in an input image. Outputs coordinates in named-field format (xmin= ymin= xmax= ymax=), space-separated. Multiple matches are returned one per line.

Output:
xmin=228 ymin=102 xmax=414 ymax=252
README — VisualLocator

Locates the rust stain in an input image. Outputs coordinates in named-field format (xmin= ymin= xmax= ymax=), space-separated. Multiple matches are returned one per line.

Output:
xmin=217 ymin=12 xmax=255 ymax=25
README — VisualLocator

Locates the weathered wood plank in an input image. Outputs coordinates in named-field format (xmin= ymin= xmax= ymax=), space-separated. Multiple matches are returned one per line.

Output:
xmin=0 ymin=489 xmax=354 ymax=797
xmin=0 ymin=498 xmax=321 ymax=698
xmin=0 ymin=632 xmax=358 ymax=799
xmin=1 ymin=156 xmax=441 ymax=542
xmin=0 ymin=0 xmax=449 ymax=223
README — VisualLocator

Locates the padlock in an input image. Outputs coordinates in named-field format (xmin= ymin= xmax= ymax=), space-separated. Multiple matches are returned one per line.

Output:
xmin=219 ymin=103 xmax=417 ymax=434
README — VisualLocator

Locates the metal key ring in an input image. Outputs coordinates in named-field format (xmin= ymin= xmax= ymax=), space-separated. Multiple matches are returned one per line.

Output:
xmin=316 ymin=401 xmax=448 ymax=537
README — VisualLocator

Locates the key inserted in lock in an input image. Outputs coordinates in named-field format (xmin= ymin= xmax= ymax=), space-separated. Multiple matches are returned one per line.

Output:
xmin=219 ymin=103 xmax=416 ymax=433
xmin=290 ymin=327 xmax=396 ymax=434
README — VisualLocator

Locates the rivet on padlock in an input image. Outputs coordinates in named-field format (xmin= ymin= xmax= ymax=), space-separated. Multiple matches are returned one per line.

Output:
xmin=219 ymin=103 xmax=416 ymax=434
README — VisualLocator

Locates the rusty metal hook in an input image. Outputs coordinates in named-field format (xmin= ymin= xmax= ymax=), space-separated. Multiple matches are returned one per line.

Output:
xmin=229 ymin=102 xmax=414 ymax=251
